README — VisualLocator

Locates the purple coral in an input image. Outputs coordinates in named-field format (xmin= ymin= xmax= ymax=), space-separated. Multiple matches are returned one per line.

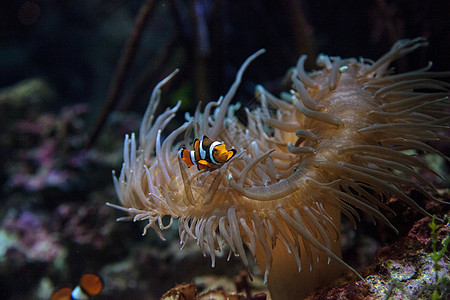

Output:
xmin=2 ymin=211 xmax=63 ymax=264
xmin=53 ymin=203 xmax=115 ymax=250
xmin=7 ymin=104 xmax=89 ymax=192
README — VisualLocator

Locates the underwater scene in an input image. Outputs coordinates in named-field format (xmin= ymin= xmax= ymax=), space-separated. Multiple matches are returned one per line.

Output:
xmin=1 ymin=1 xmax=449 ymax=299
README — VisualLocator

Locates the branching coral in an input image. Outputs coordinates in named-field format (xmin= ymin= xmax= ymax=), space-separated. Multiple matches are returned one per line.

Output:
xmin=108 ymin=37 xmax=449 ymax=299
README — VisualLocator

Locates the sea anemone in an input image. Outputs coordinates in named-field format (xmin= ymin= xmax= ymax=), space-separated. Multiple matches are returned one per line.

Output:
xmin=108 ymin=37 xmax=449 ymax=299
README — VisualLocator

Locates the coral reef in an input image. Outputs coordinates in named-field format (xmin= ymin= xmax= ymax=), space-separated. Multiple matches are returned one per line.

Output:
xmin=7 ymin=103 xmax=89 ymax=192
xmin=0 ymin=211 xmax=65 ymax=298
xmin=160 ymin=273 xmax=268 ymax=300
xmin=307 ymin=206 xmax=450 ymax=299
xmin=0 ymin=77 xmax=142 ymax=299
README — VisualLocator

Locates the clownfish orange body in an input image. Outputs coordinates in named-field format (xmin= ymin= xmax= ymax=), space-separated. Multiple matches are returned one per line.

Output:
xmin=179 ymin=135 xmax=237 ymax=171
xmin=50 ymin=273 xmax=103 ymax=300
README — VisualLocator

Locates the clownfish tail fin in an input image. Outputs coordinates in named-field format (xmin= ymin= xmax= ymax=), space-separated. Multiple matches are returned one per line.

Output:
xmin=179 ymin=146 xmax=194 ymax=168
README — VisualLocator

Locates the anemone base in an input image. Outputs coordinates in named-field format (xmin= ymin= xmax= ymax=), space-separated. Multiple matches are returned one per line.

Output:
xmin=255 ymin=213 xmax=344 ymax=300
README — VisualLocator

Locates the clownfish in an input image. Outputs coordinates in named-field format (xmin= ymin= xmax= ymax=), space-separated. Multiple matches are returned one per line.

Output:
xmin=50 ymin=273 xmax=103 ymax=300
xmin=179 ymin=135 xmax=237 ymax=171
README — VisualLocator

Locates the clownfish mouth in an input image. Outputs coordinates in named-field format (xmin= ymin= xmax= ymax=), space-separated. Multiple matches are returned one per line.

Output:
xmin=179 ymin=135 xmax=237 ymax=171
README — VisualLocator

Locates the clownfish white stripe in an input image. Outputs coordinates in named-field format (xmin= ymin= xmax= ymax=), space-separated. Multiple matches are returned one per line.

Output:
xmin=71 ymin=286 xmax=89 ymax=300
xmin=190 ymin=150 xmax=196 ymax=165
xmin=209 ymin=141 xmax=223 ymax=165
xmin=199 ymin=140 xmax=207 ymax=160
